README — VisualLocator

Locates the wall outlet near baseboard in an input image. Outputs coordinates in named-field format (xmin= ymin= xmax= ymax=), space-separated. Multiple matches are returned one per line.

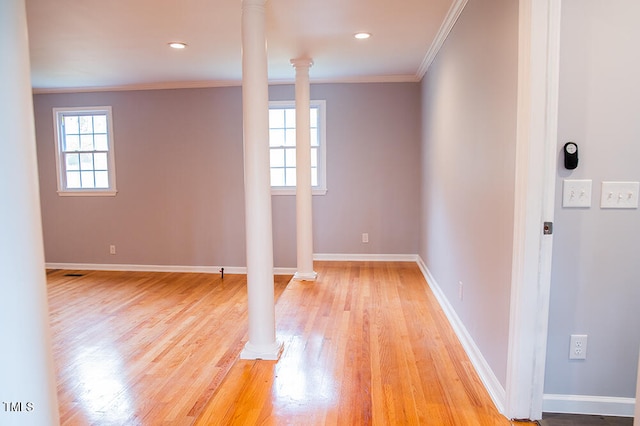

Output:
xmin=109 ymin=245 xmax=116 ymax=255
xmin=569 ymin=334 xmax=588 ymax=359
xmin=362 ymin=233 xmax=369 ymax=243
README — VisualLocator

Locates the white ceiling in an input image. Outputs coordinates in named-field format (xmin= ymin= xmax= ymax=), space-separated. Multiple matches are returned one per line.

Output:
xmin=25 ymin=0 xmax=457 ymax=92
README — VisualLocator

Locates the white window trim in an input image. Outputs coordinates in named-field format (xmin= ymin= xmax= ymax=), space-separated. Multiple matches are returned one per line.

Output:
xmin=269 ymin=100 xmax=327 ymax=196
xmin=52 ymin=106 xmax=118 ymax=196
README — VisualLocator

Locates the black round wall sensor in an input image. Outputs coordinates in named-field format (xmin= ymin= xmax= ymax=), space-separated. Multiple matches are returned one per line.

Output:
xmin=563 ymin=142 xmax=578 ymax=170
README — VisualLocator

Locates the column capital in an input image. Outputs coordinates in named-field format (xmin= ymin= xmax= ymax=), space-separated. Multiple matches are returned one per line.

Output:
xmin=242 ymin=0 xmax=266 ymax=14
xmin=290 ymin=58 xmax=314 ymax=69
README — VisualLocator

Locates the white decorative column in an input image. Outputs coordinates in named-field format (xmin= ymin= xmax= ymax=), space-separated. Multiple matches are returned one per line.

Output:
xmin=239 ymin=0 xmax=281 ymax=360
xmin=0 ymin=1 xmax=60 ymax=424
xmin=290 ymin=58 xmax=317 ymax=281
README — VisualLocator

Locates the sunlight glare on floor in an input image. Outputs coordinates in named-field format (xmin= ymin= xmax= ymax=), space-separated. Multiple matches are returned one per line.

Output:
xmin=273 ymin=333 xmax=338 ymax=411
xmin=73 ymin=345 xmax=133 ymax=424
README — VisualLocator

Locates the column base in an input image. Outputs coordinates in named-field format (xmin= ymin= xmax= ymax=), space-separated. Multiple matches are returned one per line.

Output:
xmin=293 ymin=271 xmax=318 ymax=281
xmin=240 ymin=340 xmax=283 ymax=361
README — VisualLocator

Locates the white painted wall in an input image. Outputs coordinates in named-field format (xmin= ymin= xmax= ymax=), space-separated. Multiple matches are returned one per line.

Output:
xmin=544 ymin=0 xmax=640 ymax=416
xmin=0 ymin=1 xmax=60 ymax=424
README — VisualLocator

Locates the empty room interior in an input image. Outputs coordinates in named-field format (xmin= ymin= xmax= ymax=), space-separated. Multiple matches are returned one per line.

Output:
xmin=1 ymin=0 xmax=638 ymax=425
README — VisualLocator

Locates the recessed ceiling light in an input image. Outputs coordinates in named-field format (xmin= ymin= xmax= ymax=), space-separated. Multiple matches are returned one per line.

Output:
xmin=168 ymin=42 xmax=187 ymax=49
xmin=354 ymin=32 xmax=371 ymax=40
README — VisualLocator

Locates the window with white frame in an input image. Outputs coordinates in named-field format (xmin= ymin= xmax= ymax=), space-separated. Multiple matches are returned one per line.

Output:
xmin=268 ymin=100 xmax=326 ymax=195
xmin=53 ymin=107 xmax=117 ymax=196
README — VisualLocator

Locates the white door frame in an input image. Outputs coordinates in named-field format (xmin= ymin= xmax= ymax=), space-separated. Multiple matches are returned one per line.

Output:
xmin=505 ymin=0 xmax=561 ymax=420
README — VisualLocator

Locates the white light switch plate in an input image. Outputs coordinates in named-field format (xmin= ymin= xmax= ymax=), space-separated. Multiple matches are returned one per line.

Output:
xmin=563 ymin=179 xmax=592 ymax=208
xmin=600 ymin=181 xmax=639 ymax=209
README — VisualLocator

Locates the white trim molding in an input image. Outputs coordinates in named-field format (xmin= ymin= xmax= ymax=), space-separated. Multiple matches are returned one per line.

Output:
xmin=45 ymin=263 xmax=296 ymax=276
xmin=52 ymin=106 xmax=118 ymax=196
xmin=416 ymin=0 xmax=469 ymax=78
xmin=636 ymin=349 xmax=640 ymax=423
xmin=32 ymin=75 xmax=420 ymax=95
xmin=543 ymin=394 xmax=636 ymax=418
xmin=416 ymin=257 xmax=507 ymax=414
xmin=505 ymin=0 xmax=561 ymax=420
xmin=45 ymin=256 xmax=422 ymax=274
xmin=313 ymin=253 xmax=419 ymax=262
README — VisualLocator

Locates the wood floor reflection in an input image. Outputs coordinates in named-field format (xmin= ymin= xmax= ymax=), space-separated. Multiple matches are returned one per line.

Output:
xmin=48 ymin=262 xmax=519 ymax=425
xmin=48 ymin=269 xmax=290 ymax=425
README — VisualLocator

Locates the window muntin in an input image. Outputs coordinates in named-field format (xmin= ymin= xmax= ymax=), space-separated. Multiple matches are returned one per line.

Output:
xmin=53 ymin=107 xmax=117 ymax=196
xmin=268 ymin=100 xmax=326 ymax=195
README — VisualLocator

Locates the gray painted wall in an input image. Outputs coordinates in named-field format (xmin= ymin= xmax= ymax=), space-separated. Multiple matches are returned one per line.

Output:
xmin=545 ymin=0 xmax=640 ymax=399
xmin=419 ymin=0 xmax=519 ymax=388
xmin=271 ymin=83 xmax=422 ymax=262
xmin=33 ymin=83 xmax=421 ymax=268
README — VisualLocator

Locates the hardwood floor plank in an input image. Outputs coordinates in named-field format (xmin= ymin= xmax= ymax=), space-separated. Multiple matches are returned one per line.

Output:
xmin=49 ymin=262 xmax=529 ymax=425
xmin=196 ymin=261 xmax=517 ymax=425
xmin=48 ymin=270 xmax=289 ymax=425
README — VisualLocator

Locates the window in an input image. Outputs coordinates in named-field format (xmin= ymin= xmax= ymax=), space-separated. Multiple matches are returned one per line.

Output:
xmin=53 ymin=107 xmax=117 ymax=196
xmin=268 ymin=100 xmax=326 ymax=195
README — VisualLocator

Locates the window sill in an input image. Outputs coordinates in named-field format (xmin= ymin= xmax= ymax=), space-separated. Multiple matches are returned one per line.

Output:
xmin=57 ymin=190 xmax=118 ymax=197
xmin=271 ymin=188 xmax=327 ymax=196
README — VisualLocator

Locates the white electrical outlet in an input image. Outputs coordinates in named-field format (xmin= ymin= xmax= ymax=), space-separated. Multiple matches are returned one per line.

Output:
xmin=458 ymin=282 xmax=464 ymax=301
xmin=362 ymin=233 xmax=369 ymax=243
xmin=569 ymin=334 xmax=588 ymax=360
xmin=109 ymin=245 xmax=116 ymax=255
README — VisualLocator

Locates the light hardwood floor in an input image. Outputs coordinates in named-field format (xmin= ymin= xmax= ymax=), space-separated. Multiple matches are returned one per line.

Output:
xmin=47 ymin=262 xmax=530 ymax=425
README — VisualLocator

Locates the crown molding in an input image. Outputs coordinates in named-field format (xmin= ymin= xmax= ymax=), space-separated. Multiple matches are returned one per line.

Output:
xmin=31 ymin=74 xmax=420 ymax=95
xmin=31 ymin=79 xmax=243 ymax=95
xmin=416 ymin=0 xmax=469 ymax=79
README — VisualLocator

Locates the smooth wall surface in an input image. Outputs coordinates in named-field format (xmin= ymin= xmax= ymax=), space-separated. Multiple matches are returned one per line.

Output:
xmin=545 ymin=0 xmax=640 ymax=400
xmin=420 ymin=0 xmax=518 ymax=388
xmin=270 ymin=83 xmax=422 ymax=264
xmin=33 ymin=83 xmax=421 ymax=268
xmin=34 ymin=88 xmax=247 ymax=268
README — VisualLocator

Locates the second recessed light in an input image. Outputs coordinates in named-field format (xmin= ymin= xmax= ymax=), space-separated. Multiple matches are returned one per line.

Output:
xmin=354 ymin=32 xmax=371 ymax=40
xmin=168 ymin=42 xmax=187 ymax=49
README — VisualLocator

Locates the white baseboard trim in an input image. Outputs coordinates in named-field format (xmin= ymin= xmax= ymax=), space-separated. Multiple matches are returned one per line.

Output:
xmin=46 ymin=256 xmax=420 ymax=275
xmin=313 ymin=253 xmax=419 ymax=262
xmin=45 ymin=262 xmax=297 ymax=276
xmin=542 ymin=394 xmax=635 ymax=417
xmin=416 ymin=256 xmax=507 ymax=415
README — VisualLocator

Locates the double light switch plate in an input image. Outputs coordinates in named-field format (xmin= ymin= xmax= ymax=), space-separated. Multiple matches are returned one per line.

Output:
xmin=563 ymin=179 xmax=639 ymax=209
xmin=563 ymin=179 xmax=592 ymax=208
